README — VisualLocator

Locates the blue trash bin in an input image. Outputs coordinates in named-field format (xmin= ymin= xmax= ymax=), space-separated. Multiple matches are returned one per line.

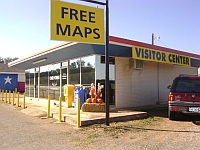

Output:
xmin=74 ymin=87 xmax=85 ymax=109
xmin=84 ymin=87 xmax=90 ymax=101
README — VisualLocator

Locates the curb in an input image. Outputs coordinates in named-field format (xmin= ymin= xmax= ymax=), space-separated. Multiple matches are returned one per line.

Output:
xmin=21 ymin=107 xmax=47 ymax=117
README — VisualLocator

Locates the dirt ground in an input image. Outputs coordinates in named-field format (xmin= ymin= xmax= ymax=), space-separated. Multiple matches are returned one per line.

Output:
xmin=3 ymin=101 xmax=200 ymax=150
xmin=62 ymin=106 xmax=200 ymax=150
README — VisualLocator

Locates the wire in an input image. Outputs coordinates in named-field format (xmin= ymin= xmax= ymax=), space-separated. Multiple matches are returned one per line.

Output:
xmin=156 ymin=39 xmax=169 ymax=48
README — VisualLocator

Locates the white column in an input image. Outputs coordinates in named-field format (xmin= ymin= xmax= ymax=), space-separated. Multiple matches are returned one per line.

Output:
xmin=48 ymin=65 xmax=49 ymax=96
xmin=67 ymin=60 xmax=70 ymax=85
xmin=80 ymin=58 xmax=82 ymax=86
xmin=29 ymin=69 xmax=30 ymax=97
xmin=60 ymin=62 xmax=62 ymax=97
xmin=34 ymin=68 xmax=36 ymax=98
xmin=38 ymin=67 xmax=40 ymax=100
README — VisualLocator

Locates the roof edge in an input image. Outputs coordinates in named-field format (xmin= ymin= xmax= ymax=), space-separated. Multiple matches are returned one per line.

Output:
xmin=109 ymin=36 xmax=200 ymax=59
xmin=8 ymin=42 xmax=76 ymax=67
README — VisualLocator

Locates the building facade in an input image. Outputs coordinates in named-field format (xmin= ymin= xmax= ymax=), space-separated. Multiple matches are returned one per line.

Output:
xmin=8 ymin=36 xmax=200 ymax=108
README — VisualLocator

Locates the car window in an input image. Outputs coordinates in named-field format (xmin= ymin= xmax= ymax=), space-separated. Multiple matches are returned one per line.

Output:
xmin=174 ymin=78 xmax=200 ymax=93
xmin=194 ymin=84 xmax=200 ymax=93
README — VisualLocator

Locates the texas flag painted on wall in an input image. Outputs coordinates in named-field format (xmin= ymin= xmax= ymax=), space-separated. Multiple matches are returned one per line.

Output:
xmin=0 ymin=74 xmax=18 ymax=91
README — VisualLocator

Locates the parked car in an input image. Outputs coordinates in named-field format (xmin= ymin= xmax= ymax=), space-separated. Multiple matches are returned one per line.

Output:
xmin=167 ymin=74 xmax=200 ymax=120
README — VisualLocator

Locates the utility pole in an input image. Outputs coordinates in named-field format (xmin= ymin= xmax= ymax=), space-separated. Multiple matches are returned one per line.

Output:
xmin=152 ymin=33 xmax=160 ymax=104
xmin=152 ymin=33 xmax=154 ymax=45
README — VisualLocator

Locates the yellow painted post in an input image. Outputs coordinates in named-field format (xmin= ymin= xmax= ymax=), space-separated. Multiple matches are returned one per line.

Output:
xmin=23 ymin=92 xmax=26 ymax=109
xmin=77 ymin=98 xmax=80 ymax=128
xmin=17 ymin=92 xmax=20 ymax=107
xmin=58 ymin=96 xmax=62 ymax=122
xmin=12 ymin=91 xmax=15 ymax=106
xmin=5 ymin=90 xmax=7 ymax=103
xmin=8 ymin=91 xmax=11 ymax=104
xmin=47 ymin=95 xmax=51 ymax=118
xmin=2 ymin=90 xmax=4 ymax=101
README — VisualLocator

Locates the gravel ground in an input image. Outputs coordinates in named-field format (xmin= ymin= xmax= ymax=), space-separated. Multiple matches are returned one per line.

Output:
xmin=65 ymin=107 xmax=200 ymax=150
xmin=1 ymin=102 xmax=200 ymax=150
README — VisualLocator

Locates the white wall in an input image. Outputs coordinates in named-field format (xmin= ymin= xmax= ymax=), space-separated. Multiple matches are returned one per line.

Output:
xmin=115 ymin=57 xmax=198 ymax=109
xmin=18 ymin=74 xmax=25 ymax=82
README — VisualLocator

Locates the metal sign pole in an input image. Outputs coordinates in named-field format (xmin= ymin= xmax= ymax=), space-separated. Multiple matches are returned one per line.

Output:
xmin=105 ymin=0 xmax=110 ymax=126
xmin=79 ymin=0 xmax=109 ymax=126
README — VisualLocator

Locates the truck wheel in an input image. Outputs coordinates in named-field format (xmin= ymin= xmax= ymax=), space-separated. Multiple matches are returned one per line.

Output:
xmin=168 ymin=110 xmax=176 ymax=120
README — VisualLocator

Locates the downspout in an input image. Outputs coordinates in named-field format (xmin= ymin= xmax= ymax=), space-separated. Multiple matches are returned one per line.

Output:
xmin=157 ymin=63 xmax=160 ymax=104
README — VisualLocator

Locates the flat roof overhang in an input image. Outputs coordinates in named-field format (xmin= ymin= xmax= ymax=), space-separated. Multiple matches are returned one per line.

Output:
xmin=8 ymin=36 xmax=200 ymax=69
xmin=8 ymin=41 xmax=131 ymax=70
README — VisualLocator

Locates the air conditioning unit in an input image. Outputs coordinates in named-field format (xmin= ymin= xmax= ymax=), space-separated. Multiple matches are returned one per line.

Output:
xmin=129 ymin=59 xmax=144 ymax=69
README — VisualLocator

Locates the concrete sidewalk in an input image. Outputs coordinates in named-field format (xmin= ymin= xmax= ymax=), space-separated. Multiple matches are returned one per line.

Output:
xmin=2 ymin=95 xmax=147 ymax=126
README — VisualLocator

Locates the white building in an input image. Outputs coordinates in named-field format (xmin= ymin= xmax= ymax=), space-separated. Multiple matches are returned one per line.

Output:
xmin=9 ymin=36 xmax=200 ymax=109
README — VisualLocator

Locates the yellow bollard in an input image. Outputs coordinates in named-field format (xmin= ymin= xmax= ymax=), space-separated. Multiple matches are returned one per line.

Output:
xmin=58 ymin=96 xmax=62 ymax=122
xmin=8 ymin=91 xmax=11 ymax=104
xmin=5 ymin=90 xmax=7 ymax=103
xmin=47 ymin=95 xmax=51 ymax=118
xmin=12 ymin=91 xmax=15 ymax=106
xmin=77 ymin=98 xmax=80 ymax=128
xmin=2 ymin=90 xmax=4 ymax=101
xmin=17 ymin=92 xmax=20 ymax=107
xmin=23 ymin=92 xmax=26 ymax=109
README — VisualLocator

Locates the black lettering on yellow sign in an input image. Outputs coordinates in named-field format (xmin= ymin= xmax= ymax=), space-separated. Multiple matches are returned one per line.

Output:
xmin=55 ymin=7 xmax=100 ymax=39
xmin=56 ymin=24 xmax=100 ymax=39
xmin=135 ymin=47 xmax=167 ymax=61
xmin=168 ymin=54 xmax=190 ymax=65
xmin=61 ymin=7 xmax=96 ymax=23
xmin=133 ymin=47 xmax=190 ymax=66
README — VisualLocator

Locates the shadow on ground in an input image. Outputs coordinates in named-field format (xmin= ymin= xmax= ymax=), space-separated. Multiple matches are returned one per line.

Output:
xmin=130 ymin=105 xmax=200 ymax=126
xmin=129 ymin=105 xmax=169 ymax=118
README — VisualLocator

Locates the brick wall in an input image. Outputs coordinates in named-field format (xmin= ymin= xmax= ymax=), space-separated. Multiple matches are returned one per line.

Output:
xmin=115 ymin=57 xmax=197 ymax=109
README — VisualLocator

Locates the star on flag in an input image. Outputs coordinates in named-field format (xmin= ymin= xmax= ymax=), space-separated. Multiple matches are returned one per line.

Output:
xmin=4 ymin=76 xmax=12 ymax=84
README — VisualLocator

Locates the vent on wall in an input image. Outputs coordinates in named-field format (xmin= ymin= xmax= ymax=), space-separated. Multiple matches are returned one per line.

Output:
xmin=129 ymin=59 xmax=144 ymax=69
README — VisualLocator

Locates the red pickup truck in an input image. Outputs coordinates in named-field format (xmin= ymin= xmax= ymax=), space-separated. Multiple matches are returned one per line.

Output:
xmin=168 ymin=74 xmax=200 ymax=120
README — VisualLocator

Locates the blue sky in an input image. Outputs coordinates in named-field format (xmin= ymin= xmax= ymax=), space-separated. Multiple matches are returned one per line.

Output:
xmin=0 ymin=0 xmax=199 ymax=59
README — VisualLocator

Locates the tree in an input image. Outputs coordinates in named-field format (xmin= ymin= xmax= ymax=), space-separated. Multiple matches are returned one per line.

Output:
xmin=0 ymin=57 xmax=4 ymax=63
xmin=76 ymin=60 xmax=85 ymax=68
xmin=86 ymin=62 xmax=94 ymax=68
xmin=70 ymin=62 xmax=77 ymax=69
xmin=0 ymin=57 xmax=18 ymax=64
xmin=51 ymin=70 xmax=58 ymax=76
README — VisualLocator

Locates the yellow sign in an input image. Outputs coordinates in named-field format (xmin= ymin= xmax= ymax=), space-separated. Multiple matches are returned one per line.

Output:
xmin=132 ymin=46 xmax=191 ymax=66
xmin=51 ymin=0 xmax=104 ymax=44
